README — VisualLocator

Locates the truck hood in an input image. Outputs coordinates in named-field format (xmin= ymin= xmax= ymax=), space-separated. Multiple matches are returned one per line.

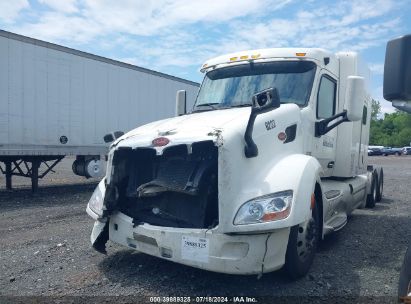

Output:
xmin=116 ymin=107 xmax=251 ymax=149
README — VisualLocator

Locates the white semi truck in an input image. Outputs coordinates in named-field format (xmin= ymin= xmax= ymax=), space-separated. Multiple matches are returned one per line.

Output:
xmin=86 ymin=47 xmax=384 ymax=278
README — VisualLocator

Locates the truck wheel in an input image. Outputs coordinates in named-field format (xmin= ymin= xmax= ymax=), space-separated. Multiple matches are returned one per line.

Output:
xmin=376 ymin=169 xmax=383 ymax=202
xmin=398 ymin=246 xmax=411 ymax=302
xmin=284 ymin=202 xmax=319 ymax=279
xmin=366 ymin=172 xmax=377 ymax=208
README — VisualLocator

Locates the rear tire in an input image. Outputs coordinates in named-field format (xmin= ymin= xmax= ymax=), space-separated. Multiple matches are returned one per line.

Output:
xmin=376 ymin=169 xmax=383 ymax=202
xmin=284 ymin=201 xmax=320 ymax=279
xmin=366 ymin=172 xmax=377 ymax=208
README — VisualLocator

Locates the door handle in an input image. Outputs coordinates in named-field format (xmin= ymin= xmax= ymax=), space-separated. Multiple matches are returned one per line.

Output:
xmin=327 ymin=161 xmax=335 ymax=168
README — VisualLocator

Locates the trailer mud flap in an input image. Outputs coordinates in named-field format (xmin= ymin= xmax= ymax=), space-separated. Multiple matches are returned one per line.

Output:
xmin=91 ymin=220 xmax=109 ymax=254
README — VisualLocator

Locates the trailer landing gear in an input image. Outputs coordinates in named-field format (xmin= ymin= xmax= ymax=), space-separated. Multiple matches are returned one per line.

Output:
xmin=0 ymin=156 xmax=64 ymax=192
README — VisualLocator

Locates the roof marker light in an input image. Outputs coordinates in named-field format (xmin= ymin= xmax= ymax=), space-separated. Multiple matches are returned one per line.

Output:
xmin=240 ymin=55 xmax=249 ymax=60
xmin=230 ymin=57 xmax=238 ymax=61
xmin=296 ymin=52 xmax=306 ymax=57
xmin=251 ymin=54 xmax=261 ymax=59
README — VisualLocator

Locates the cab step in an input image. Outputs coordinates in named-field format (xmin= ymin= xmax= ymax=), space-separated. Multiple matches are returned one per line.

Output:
xmin=323 ymin=213 xmax=348 ymax=235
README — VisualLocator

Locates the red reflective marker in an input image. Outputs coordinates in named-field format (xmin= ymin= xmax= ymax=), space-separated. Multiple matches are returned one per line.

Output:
xmin=152 ymin=137 xmax=170 ymax=147
xmin=278 ymin=132 xmax=287 ymax=141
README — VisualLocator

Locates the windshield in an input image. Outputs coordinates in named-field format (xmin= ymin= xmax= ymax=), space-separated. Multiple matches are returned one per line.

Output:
xmin=194 ymin=61 xmax=316 ymax=111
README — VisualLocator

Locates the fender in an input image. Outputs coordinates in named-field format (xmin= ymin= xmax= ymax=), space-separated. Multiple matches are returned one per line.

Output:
xmin=224 ymin=154 xmax=323 ymax=233
xmin=269 ymin=154 xmax=323 ymax=226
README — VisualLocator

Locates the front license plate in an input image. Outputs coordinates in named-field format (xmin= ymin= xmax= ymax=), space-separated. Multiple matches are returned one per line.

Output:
xmin=181 ymin=236 xmax=209 ymax=263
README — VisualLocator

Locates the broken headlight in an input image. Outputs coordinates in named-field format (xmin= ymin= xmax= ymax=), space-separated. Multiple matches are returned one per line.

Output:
xmin=233 ymin=190 xmax=293 ymax=225
xmin=88 ymin=180 xmax=106 ymax=216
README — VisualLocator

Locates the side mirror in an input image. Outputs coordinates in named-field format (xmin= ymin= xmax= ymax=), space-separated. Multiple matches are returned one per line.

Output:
xmin=392 ymin=100 xmax=411 ymax=113
xmin=383 ymin=34 xmax=411 ymax=113
xmin=244 ymin=87 xmax=281 ymax=158
xmin=104 ymin=131 xmax=124 ymax=143
xmin=344 ymin=76 xmax=365 ymax=121
xmin=175 ymin=90 xmax=186 ymax=116
xmin=251 ymin=87 xmax=281 ymax=114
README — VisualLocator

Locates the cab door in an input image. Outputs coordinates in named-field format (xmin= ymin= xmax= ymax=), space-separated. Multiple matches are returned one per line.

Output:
xmin=313 ymin=72 xmax=338 ymax=177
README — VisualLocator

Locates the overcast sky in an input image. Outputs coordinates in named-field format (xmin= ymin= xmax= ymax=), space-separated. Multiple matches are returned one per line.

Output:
xmin=0 ymin=0 xmax=410 ymax=113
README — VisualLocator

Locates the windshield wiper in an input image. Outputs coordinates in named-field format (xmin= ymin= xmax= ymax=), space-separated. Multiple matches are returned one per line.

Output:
xmin=230 ymin=103 xmax=252 ymax=108
xmin=193 ymin=103 xmax=220 ymax=112
xmin=219 ymin=103 xmax=252 ymax=109
xmin=193 ymin=102 xmax=252 ymax=113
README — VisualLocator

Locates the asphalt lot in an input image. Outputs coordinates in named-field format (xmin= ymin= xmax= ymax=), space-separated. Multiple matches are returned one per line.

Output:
xmin=0 ymin=156 xmax=410 ymax=303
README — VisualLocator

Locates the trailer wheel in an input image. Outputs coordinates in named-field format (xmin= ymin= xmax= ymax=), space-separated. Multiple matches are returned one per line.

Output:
xmin=376 ymin=168 xmax=383 ymax=202
xmin=398 ymin=246 xmax=411 ymax=302
xmin=284 ymin=200 xmax=320 ymax=279
xmin=366 ymin=172 xmax=377 ymax=208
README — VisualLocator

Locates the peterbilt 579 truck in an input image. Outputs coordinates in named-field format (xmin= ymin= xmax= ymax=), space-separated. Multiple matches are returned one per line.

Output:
xmin=86 ymin=47 xmax=384 ymax=278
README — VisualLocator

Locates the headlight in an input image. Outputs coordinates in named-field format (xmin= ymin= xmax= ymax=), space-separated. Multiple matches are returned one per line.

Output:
xmin=233 ymin=190 xmax=293 ymax=225
xmin=88 ymin=181 xmax=105 ymax=216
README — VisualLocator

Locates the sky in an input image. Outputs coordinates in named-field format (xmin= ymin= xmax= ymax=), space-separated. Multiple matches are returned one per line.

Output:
xmin=0 ymin=0 xmax=410 ymax=113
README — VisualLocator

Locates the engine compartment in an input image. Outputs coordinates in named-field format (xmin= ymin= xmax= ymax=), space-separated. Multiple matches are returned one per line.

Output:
xmin=105 ymin=141 xmax=219 ymax=229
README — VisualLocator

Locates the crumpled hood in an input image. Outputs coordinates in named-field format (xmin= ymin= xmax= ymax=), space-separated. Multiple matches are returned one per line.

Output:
xmin=115 ymin=107 xmax=251 ymax=149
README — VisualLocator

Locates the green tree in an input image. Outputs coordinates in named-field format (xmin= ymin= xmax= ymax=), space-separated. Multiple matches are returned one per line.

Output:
xmin=371 ymin=99 xmax=381 ymax=121
xmin=369 ymin=107 xmax=411 ymax=146
xmin=369 ymin=99 xmax=383 ymax=145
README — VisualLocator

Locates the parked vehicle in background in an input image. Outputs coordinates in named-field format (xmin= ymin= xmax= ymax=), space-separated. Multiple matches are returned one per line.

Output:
xmin=368 ymin=146 xmax=383 ymax=156
xmin=392 ymin=148 xmax=404 ymax=155
xmin=402 ymin=147 xmax=411 ymax=155
xmin=381 ymin=147 xmax=403 ymax=156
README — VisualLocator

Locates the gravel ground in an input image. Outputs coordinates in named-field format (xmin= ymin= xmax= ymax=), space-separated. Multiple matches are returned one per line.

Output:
xmin=0 ymin=156 xmax=410 ymax=303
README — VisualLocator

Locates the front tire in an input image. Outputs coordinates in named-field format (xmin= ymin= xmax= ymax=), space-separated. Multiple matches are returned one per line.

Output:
xmin=398 ymin=246 xmax=411 ymax=302
xmin=284 ymin=202 xmax=320 ymax=279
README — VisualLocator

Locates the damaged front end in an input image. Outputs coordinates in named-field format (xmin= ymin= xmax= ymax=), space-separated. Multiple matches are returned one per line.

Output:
xmin=88 ymin=140 xmax=220 ymax=253
xmin=112 ymin=140 xmax=219 ymax=229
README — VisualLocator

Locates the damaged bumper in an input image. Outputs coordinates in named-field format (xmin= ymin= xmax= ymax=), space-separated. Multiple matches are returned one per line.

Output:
xmin=98 ymin=212 xmax=290 ymax=275
xmin=86 ymin=204 xmax=101 ymax=221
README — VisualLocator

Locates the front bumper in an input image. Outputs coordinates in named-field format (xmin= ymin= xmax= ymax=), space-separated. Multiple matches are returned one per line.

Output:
xmin=95 ymin=212 xmax=290 ymax=275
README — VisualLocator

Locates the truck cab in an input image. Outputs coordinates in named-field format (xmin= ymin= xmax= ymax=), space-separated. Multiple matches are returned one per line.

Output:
xmin=86 ymin=48 xmax=381 ymax=278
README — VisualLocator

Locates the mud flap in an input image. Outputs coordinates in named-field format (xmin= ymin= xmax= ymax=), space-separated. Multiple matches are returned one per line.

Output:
xmin=91 ymin=220 xmax=109 ymax=254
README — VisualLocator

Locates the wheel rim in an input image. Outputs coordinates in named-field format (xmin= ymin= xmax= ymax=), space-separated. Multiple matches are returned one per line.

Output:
xmin=296 ymin=217 xmax=317 ymax=262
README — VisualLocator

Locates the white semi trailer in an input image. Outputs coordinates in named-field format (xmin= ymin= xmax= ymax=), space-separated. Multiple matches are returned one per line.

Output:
xmin=0 ymin=30 xmax=199 ymax=191
xmin=86 ymin=47 xmax=384 ymax=278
